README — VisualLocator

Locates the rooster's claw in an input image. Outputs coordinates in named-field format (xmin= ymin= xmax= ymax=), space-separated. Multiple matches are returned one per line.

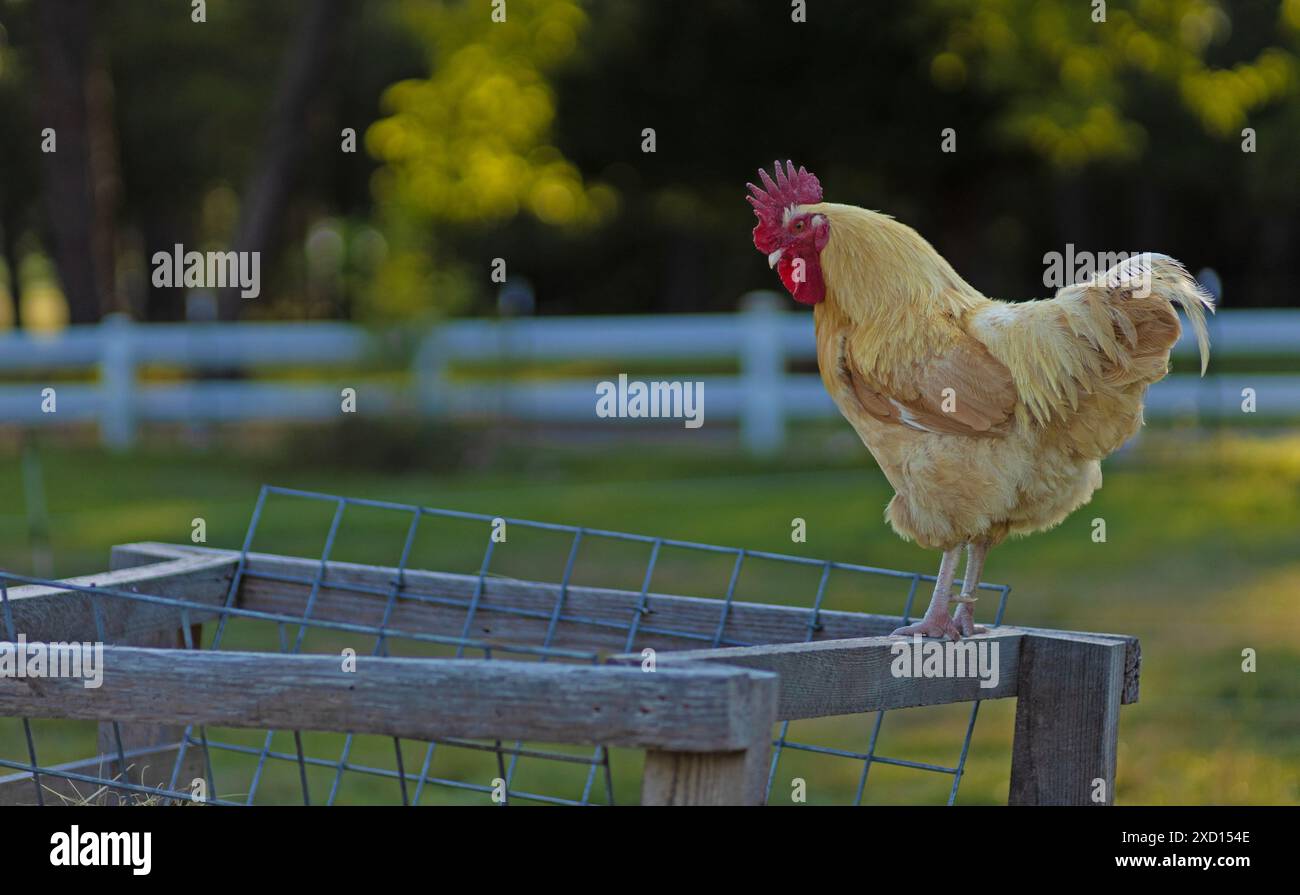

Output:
xmin=891 ymin=613 xmax=962 ymax=641
xmin=953 ymin=603 xmax=986 ymax=637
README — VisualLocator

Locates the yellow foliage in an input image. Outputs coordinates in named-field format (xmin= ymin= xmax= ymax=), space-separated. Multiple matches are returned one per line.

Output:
xmin=932 ymin=0 xmax=1300 ymax=164
xmin=362 ymin=0 xmax=611 ymax=320
xmin=368 ymin=0 xmax=606 ymax=228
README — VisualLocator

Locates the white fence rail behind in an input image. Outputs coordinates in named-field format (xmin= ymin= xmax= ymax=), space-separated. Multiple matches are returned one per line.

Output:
xmin=2 ymin=296 xmax=1298 ymax=454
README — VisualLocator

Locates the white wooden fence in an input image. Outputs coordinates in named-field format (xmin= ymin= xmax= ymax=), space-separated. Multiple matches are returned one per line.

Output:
xmin=1 ymin=293 xmax=1297 ymax=454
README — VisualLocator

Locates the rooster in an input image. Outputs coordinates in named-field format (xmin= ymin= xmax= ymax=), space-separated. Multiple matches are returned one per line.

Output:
xmin=748 ymin=161 xmax=1212 ymax=639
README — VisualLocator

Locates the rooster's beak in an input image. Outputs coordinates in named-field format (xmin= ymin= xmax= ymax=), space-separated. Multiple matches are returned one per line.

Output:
xmin=768 ymin=249 xmax=783 ymax=269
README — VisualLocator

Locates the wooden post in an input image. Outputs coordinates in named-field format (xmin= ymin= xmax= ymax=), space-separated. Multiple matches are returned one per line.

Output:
xmin=739 ymin=291 xmax=784 ymax=457
xmin=642 ymin=746 xmax=769 ymax=807
xmin=96 ymin=626 xmax=208 ymax=804
xmin=413 ymin=328 xmax=451 ymax=417
xmin=640 ymin=662 xmax=778 ymax=806
xmin=1008 ymin=633 xmax=1126 ymax=806
xmin=104 ymin=548 xmax=210 ymax=801
xmin=98 ymin=548 xmax=225 ymax=804
xmin=99 ymin=312 xmax=135 ymax=450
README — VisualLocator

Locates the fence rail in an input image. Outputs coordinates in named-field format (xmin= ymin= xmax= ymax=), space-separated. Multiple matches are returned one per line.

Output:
xmin=2 ymin=298 xmax=1297 ymax=453
xmin=1 ymin=539 xmax=1140 ymax=805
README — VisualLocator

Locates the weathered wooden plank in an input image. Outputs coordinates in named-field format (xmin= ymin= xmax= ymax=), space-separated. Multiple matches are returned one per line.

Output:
xmin=114 ymin=543 xmax=1140 ymax=703
xmin=111 ymin=544 xmax=952 ymax=652
xmin=0 ymin=645 xmax=777 ymax=753
xmin=116 ymin=543 xmax=882 ymax=653
xmin=612 ymin=631 xmax=1022 ymax=719
xmin=1008 ymin=633 xmax=1126 ymax=806
xmin=0 ymin=553 xmax=236 ymax=643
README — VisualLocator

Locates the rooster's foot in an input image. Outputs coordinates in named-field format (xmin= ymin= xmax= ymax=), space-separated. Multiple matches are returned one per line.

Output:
xmin=953 ymin=603 xmax=987 ymax=637
xmin=890 ymin=611 xmax=961 ymax=641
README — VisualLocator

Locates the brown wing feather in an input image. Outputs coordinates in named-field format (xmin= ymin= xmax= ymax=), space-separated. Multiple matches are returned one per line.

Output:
xmin=844 ymin=333 xmax=1016 ymax=438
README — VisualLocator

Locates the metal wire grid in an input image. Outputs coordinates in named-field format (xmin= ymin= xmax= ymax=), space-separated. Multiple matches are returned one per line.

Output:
xmin=0 ymin=483 xmax=1010 ymax=805
xmin=766 ymin=564 xmax=1010 ymax=806
xmin=0 ymin=569 xmax=606 ymax=807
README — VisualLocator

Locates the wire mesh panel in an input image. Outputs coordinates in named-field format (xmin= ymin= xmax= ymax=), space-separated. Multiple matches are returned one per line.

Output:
xmin=0 ymin=570 xmax=614 ymax=806
xmin=0 ymin=484 xmax=1011 ymax=805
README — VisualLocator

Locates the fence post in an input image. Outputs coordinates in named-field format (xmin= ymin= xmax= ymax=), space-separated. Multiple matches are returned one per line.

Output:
xmin=739 ymin=291 xmax=785 ymax=457
xmin=95 ymin=626 xmax=209 ymax=804
xmin=640 ymin=667 xmax=777 ymax=806
xmin=414 ymin=328 xmax=450 ymax=417
xmin=99 ymin=313 xmax=136 ymax=450
xmin=1008 ymin=633 xmax=1126 ymax=805
xmin=98 ymin=549 xmax=231 ymax=803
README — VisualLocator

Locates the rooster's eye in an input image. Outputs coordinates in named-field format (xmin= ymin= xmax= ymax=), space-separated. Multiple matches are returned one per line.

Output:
xmin=794 ymin=220 xmax=805 ymax=231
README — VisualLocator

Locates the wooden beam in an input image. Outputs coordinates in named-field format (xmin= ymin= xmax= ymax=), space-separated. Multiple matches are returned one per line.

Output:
xmin=0 ymin=645 xmax=777 ymax=753
xmin=1008 ymin=633 xmax=1126 ymax=806
xmin=611 ymin=631 xmax=1022 ymax=720
xmin=112 ymin=543 xmax=1140 ymax=704
xmin=1 ymin=553 xmax=236 ymax=643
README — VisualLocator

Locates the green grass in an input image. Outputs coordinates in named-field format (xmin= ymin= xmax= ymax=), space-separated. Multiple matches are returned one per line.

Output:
xmin=1 ymin=428 xmax=1297 ymax=805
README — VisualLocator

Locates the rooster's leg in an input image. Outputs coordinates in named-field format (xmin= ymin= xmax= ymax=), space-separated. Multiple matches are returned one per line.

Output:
xmin=952 ymin=540 xmax=989 ymax=637
xmin=890 ymin=546 xmax=962 ymax=640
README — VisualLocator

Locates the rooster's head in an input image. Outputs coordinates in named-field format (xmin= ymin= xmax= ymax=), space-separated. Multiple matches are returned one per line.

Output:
xmin=747 ymin=160 xmax=828 ymax=305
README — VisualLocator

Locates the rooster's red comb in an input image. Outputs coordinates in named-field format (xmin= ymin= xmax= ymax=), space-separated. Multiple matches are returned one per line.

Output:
xmin=746 ymin=160 xmax=822 ymax=225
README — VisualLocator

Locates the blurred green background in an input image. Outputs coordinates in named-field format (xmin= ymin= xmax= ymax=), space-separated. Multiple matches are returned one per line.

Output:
xmin=1 ymin=0 xmax=1298 ymax=805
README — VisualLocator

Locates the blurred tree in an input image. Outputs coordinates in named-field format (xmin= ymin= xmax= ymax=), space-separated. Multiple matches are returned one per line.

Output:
xmin=101 ymin=0 xmax=420 ymax=321
xmin=217 ymin=0 xmax=347 ymax=320
xmin=33 ymin=0 xmax=104 ymax=323
xmin=364 ymin=0 xmax=613 ymax=321
xmin=2 ymin=0 xmax=1296 ymax=326
xmin=927 ymin=0 xmax=1298 ymax=165
xmin=474 ymin=0 xmax=1298 ymax=315
xmin=105 ymin=0 xmax=336 ymax=321
xmin=0 ymin=2 xmax=41 ymax=327
xmin=924 ymin=0 xmax=1300 ymax=304
xmin=485 ymin=0 xmax=1017 ymax=314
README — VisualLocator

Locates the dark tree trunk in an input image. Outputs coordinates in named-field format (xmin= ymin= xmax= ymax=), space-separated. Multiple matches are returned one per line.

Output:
xmin=2 ymin=219 xmax=23 ymax=329
xmin=218 ymin=0 xmax=347 ymax=320
xmin=86 ymin=47 xmax=121 ymax=314
xmin=141 ymin=210 xmax=190 ymax=322
xmin=35 ymin=0 xmax=103 ymax=324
